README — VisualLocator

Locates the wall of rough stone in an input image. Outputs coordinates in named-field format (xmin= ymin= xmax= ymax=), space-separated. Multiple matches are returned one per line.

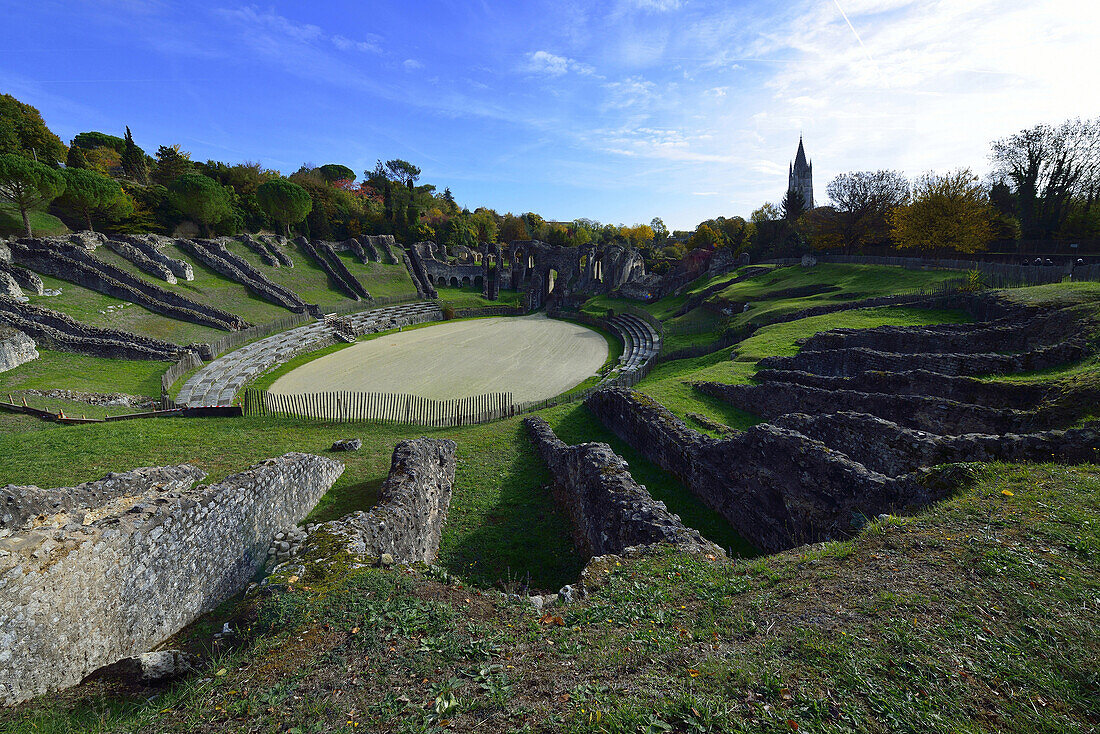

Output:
xmin=524 ymin=416 xmax=722 ymax=557
xmin=758 ymin=340 xmax=1087 ymax=378
xmin=103 ymin=239 xmax=178 ymax=284
xmin=585 ymin=388 xmax=948 ymax=553
xmin=796 ymin=312 xmax=1072 ymax=355
xmin=0 ymin=296 xmax=191 ymax=361
xmin=694 ymin=380 xmax=1029 ymax=435
xmin=0 ymin=453 xmax=343 ymax=706
xmin=752 ymin=368 xmax=1049 ymax=410
xmin=289 ymin=439 xmax=456 ymax=566
xmin=115 ymin=234 xmax=195 ymax=281
xmin=178 ymin=239 xmax=313 ymax=314
xmin=0 ymin=261 xmax=44 ymax=295
xmin=0 ymin=270 xmax=21 ymax=299
xmin=0 ymin=327 xmax=37 ymax=373
xmin=9 ymin=238 xmax=245 ymax=331
xmin=770 ymin=411 xmax=1100 ymax=477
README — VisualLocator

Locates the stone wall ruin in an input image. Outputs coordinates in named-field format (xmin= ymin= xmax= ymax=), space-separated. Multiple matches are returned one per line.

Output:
xmin=0 ymin=453 xmax=344 ymax=705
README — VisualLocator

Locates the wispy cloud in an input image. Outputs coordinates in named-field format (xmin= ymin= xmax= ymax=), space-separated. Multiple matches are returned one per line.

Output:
xmin=524 ymin=50 xmax=595 ymax=77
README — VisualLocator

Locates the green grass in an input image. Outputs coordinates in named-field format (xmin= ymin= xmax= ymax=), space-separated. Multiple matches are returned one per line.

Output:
xmin=653 ymin=264 xmax=966 ymax=352
xmin=0 ymin=203 xmax=67 ymax=237
xmin=634 ymin=306 xmax=972 ymax=433
xmin=7 ymin=462 xmax=1098 ymax=733
xmin=0 ymin=349 xmax=165 ymax=397
xmin=433 ymin=285 xmax=525 ymax=309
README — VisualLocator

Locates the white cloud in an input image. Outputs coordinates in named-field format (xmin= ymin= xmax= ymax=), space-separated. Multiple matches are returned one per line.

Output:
xmin=403 ymin=59 xmax=423 ymax=71
xmin=525 ymin=50 xmax=595 ymax=77
xmin=331 ymin=34 xmax=381 ymax=54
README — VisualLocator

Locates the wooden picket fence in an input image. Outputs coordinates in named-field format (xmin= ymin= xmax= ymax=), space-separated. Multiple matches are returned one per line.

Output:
xmin=243 ymin=388 xmax=514 ymax=427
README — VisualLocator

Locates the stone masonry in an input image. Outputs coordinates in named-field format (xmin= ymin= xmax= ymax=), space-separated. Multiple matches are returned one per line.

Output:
xmin=524 ymin=416 xmax=723 ymax=558
xmin=273 ymin=439 xmax=456 ymax=573
xmin=0 ymin=326 xmax=37 ymax=373
xmin=0 ymin=453 xmax=343 ymax=705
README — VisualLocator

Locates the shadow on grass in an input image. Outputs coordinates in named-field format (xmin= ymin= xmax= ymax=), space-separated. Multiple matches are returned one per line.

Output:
xmin=439 ymin=419 xmax=583 ymax=593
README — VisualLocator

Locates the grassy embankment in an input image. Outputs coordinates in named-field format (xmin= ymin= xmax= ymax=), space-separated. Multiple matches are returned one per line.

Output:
xmin=0 ymin=202 xmax=67 ymax=237
xmin=587 ymin=264 xmax=968 ymax=354
xmin=3 ymin=462 xmax=1096 ymax=733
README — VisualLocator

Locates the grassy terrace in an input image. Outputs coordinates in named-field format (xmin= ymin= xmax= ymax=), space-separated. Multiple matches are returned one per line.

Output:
xmin=18 ymin=240 xmax=417 ymax=347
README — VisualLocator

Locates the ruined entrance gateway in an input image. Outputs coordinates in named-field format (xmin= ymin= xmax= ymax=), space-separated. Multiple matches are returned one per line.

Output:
xmin=269 ymin=313 xmax=608 ymax=404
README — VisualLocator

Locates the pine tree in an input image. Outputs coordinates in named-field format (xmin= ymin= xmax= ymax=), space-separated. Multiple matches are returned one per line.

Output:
xmin=781 ymin=187 xmax=806 ymax=221
xmin=120 ymin=127 xmax=148 ymax=185
xmin=65 ymin=145 xmax=88 ymax=169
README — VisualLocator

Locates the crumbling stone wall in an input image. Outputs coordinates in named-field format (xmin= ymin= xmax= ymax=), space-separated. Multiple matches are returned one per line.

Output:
xmin=0 ymin=453 xmax=343 ymax=705
xmin=524 ymin=416 xmax=722 ymax=557
xmin=0 ymin=296 xmax=192 ymax=361
xmin=770 ymin=411 xmax=1100 ymax=477
xmin=288 ymin=439 xmax=456 ymax=565
xmin=585 ymin=388 xmax=949 ymax=553
xmin=0 ymin=326 xmax=37 ymax=372
xmin=103 ymin=239 xmax=178 ymax=284
xmin=759 ymin=340 xmax=1088 ymax=378
xmin=0 ymin=261 xmax=44 ymax=295
xmin=9 ymin=238 xmax=246 ymax=331
xmin=694 ymin=380 xmax=1029 ymax=435
xmin=178 ymin=239 xmax=314 ymax=314
xmin=115 ymin=234 xmax=195 ymax=281
xmin=0 ymin=270 xmax=20 ymax=299
xmin=752 ymin=368 xmax=1049 ymax=410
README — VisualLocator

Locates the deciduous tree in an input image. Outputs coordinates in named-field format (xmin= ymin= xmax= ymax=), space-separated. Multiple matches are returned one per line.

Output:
xmin=990 ymin=118 xmax=1100 ymax=239
xmin=0 ymin=153 xmax=66 ymax=235
xmin=0 ymin=94 xmax=66 ymax=165
xmin=808 ymin=170 xmax=909 ymax=252
xmin=889 ymin=169 xmax=995 ymax=254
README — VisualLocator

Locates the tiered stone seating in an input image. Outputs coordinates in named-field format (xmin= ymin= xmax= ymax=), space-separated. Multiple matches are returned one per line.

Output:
xmin=609 ymin=313 xmax=661 ymax=373
xmin=178 ymin=302 xmax=442 ymax=406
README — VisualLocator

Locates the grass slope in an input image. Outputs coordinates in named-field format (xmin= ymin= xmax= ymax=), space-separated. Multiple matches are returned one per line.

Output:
xmin=0 ymin=203 xmax=67 ymax=237
xmin=635 ymin=305 xmax=971 ymax=434
xmin=0 ymin=349 xmax=164 ymax=397
xmin=5 ymin=463 xmax=1097 ymax=733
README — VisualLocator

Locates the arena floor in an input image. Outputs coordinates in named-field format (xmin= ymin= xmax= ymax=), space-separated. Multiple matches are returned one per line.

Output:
xmin=268 ymin=314 xmax=609 ymax=402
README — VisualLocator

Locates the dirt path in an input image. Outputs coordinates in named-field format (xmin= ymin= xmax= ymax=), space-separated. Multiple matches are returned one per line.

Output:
xmin=269 ymin=314 xmax=608 ymax=402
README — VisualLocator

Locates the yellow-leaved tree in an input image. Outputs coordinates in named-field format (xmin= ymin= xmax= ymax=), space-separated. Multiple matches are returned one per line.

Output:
xmin=889 ymin=168 xmax=995 ymax=254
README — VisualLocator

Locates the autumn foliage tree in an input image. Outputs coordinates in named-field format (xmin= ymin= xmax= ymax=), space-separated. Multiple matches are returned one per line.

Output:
xmin=889 ymin=169 xmax=995 ymax=254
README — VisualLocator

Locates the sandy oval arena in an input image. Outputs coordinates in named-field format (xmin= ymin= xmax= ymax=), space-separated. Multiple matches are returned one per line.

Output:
xmin=269 ymin=314 xmax=609 ymax=403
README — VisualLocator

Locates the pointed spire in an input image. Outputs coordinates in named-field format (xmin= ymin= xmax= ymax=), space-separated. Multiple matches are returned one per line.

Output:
xmin=793 ymin=136 xmax=809 ymax=171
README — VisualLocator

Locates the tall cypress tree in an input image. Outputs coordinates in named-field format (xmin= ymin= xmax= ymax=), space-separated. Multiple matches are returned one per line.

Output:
xmin=120 ymin=126 xmax=148 ymax=185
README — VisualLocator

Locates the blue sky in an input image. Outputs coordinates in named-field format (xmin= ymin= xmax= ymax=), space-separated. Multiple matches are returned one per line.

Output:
xmin=2 ymin=0 xmax=1097 ymax=230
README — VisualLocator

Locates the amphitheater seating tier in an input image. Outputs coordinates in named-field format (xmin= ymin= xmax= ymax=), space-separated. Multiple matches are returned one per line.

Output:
xmin=177 ymin=302 xmax=442 ymax=406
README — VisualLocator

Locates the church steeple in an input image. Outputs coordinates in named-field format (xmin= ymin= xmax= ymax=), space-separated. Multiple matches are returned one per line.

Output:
xmin=788 ymin=136 xmax=814 ymax=209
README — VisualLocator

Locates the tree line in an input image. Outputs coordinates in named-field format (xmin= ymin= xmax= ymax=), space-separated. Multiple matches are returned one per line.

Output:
xmin=0 ymin=94 xmax=676 ymax=270
xmin=681 ymin=118 xmax=1100 ymax=259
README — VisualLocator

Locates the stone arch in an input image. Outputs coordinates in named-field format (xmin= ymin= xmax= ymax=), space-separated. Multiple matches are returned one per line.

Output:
xmin=450 ymin=276 xmax=459 ymax=288
xmin=462 ymin=276 xmax=471 ymax=287
xmin=474 ymin=275 xmax=484 ymax=289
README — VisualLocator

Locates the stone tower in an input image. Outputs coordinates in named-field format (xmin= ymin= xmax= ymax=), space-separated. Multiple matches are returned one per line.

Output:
xmin=787 ymin=136 xmax=814 ymax=210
